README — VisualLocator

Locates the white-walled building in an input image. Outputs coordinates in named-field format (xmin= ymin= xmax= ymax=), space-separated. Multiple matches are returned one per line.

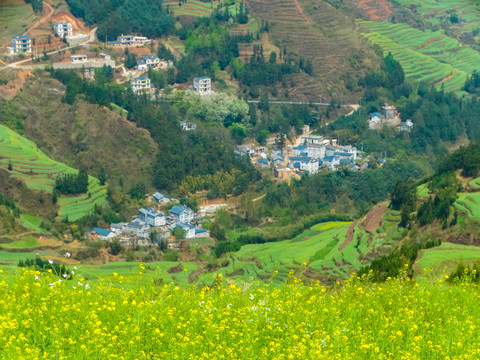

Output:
xmin=193 ymin=77 xmax=211 ymax=95
xmin=8 ymin=35 xmax=32 ymax=54
xmin=131 ymin=77 xmax=155 ymax=95
xmin=54 ymin=22 xmax=73 ymax=38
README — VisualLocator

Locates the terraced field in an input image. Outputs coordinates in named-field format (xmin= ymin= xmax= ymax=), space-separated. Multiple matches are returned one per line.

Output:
xmin=201 ymin=207 xmax=403 ymax=284
xmin=0 ymin=124 xmax=107 ymax=221
xmin=0 ymin=0 xmax=35 ymax=51
xmin=163 ymin=0 xmax=239 ymax=17
xmin=455 ymin=192 xmax=480 ymax=219
xmin=393 ymin=0 xmax=480 ymax=40
xmin=360 ymin=21 xmax=480 ymax=94
xmin=247 ymin=0 xmax=377 ymax=102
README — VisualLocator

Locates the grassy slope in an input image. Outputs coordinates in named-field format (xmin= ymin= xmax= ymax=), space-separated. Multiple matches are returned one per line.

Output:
xmin=0 ymin=123 xmax=107 ymax=221
xmin=163 ymin=0 xmax=240 ymax=17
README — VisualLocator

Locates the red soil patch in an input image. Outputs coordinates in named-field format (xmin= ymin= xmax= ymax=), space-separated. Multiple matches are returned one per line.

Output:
xmin=361 ymin=203 xmax=388 ymax=233
xmin=292 ymin=0 xmax=311 ymax=24
xmin=0 ymin=69 xmax=32 ymax=100
xmin=51 ymin=12 xmax=89 ymax=33
xmin=339 ymin=220 xmax=358 ymax=251
xmin=357 ymin=0 xmax=392 ymax=21
xmin=414 ymin=35 xmax=444 ymax=50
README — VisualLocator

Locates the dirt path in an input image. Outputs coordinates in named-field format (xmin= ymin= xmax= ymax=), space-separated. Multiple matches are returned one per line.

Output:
xmin=339 ymin=220 xmax=358 ymax=251
xmin=292 ymin=0 xmax=311 ymax=24
xmin=24 ymin=0 xmax=54 ymax=37
xmin=357 ymin=0 xmax=392 ymax=21
xmin=414 ymin=35 xmax=444 ymax=50
xmin=435 ymin=68 xmax=455 ymax=87
xmin=361 ymin=203 xmax=388 ymax=232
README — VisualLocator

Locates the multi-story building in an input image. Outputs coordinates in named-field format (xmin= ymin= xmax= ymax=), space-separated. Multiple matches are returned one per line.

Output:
xmin=139 ymin=208 xmax=166 ymax=227
xmin=130 ymin=77 xmax=155 ymax=95
xmin=193 ymin=77 xmax=211 ymax=95
xmin=169 ymin=206 xmax=195 ymax=224
xmin=288 ymin=157 xmax=319 ymax=174
xmin=54 ymin=22 xmax=73 ymax=38
xmin=8 ymin=35 xmax=32 ymax=54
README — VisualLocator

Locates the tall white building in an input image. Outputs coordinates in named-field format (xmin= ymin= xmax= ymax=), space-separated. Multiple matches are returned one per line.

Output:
xmin=8 ymin=35 xmax=32 ymax=54
xmin=193 ymin=77 xmax=211 ymax=95
xmin=54 ymin=22 xmax=73 ymax=38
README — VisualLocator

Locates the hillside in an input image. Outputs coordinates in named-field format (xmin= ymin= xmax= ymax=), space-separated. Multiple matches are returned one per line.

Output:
xmin=5 ymin=74 xmax=158 ymax=190
xmin=247 ymin=0 xmax=379 ymax=102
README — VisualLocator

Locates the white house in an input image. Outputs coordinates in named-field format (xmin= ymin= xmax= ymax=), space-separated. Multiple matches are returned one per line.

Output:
xmin=288 ymin=157 xmax=319 ymax=173
xmin=70 ymin=54 xmax=88 ymax=62
xmin=169 ymin=205 xmax=194 ymax=223
xmin=54 ymin=22 xmax=73 ymax=38
xmin=139 ymin=208 xmax=166 ymax=227
xmin=323 ymin=155 xmax=341 ymax=170
xmin=131 ymin=77 xmax=155 ymax=95
xmin=137 ymin=55 xmax=160 ymax=71
xmin=107 ymin=35 xmax=151 ymax=47
xmin=169 ymin=222 xmax=195 ymax=239
xmin=152 ymin=192 xmax=170 ymax=204
xmin=301 ymin=135 xmax=324 ymax=145
xmin=195 ymin=228 xmax=210 ymax=238
xmin=8 ymin=35 xmax=32 ymax=54
xmin=193 ymin=77 xmax=211 ymax=95
xmin=91 ymin=227 xmax=114 ymax=240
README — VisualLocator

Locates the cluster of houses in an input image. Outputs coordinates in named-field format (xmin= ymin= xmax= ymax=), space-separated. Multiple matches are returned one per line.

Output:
xmin=237 ymin=134 xmax=358 ymax=176
xmin=369 ymin=104 xmax=413 ymax=132
xmin=90 ymin=192 xmax=210 ymax=247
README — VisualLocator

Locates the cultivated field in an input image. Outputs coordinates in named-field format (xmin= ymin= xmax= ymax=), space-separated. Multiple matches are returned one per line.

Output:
xmin=359 ymin=21 xmax=480 ymax=94
xmin=3 ymin=269 xmax=480 ymax=359
xmin=0 ymin=0 xmax=35 ymax=51
xmin=0 ymin=124 xmax=107 ymax=221
xmin=163 ymin=0 xmax=239 ymax=17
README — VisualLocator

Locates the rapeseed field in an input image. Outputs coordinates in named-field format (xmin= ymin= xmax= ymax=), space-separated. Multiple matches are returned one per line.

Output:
xmin=1 ymin=266 xmax=480 ymax=359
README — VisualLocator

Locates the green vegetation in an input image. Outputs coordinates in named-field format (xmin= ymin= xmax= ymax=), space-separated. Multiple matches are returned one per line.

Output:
xmin=67 ymin=0 xmax=174 ymax=40
xmin=359 ymin=20 xmax=480 ymax=94
xmin=0 ymin=124 xmax=107 ymax=221
xmin=163 ymin=0 xmax=240 ymax=18
xmin=0 ymin=0 xmax=35 ymax=46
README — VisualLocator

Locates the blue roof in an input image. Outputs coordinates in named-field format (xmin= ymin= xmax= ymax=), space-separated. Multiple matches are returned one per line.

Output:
xmin=293 ymin=145 xmax=308 ymax=150
xmin=194 ymin=76 xmax=210 ymax=81
xmin=334 ymin=152 xmax=353 ymax=157
xmin=300 ymin=152 xmax=308 ymax=157
xmin=318 ymin=160 xmax=323 ymax=165
xmin=142 ymin=55 xmax=158 ymax=61
xmin=137 ymin=61 xmax=146 ymax=65
xmin=13 ymin=35 xmax=30 ymax=40
xmin=294 ymin=162 xmax=300 ymax=167
xmin=133 ymin=76 xmax=148 ymax=81
xmin=290 ymin=156 xmax=311 ymax=162
xmin=257 ymin=158 xmax=269 ymax=165
xmin=195 ymin=229 xmax=208 ymax=234
xmin=153 ymin=192 xmax=167 ymax=200
xmin=324 ymin=156 xmax=336 ymax=162
xmin=107 ymin=41 xmax=121 ymax=44
xmin=371 ymin=112 xmax=381 ymax=118
xmin=340 ymin=159 xmax=351 ymax=163
xmin=170 ymin=205 xmax=191 ymax=215
xmin=92 ymin=228 xmax=111 ymax=236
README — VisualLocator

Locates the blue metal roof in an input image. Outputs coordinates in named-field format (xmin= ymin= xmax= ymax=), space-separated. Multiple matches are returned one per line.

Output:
xmin=194 ymin=76 xmax=210 ymax=81
xmin=92 ymin=228 xmax=111 ymax=236
xmin=13 ymin=35 xmax=30 ymax=40
xmin=293 ymin=145 xmax=308 ymax=150
xmin=170 ymin=205 xmax=190 ymax=215
xmin=195 ymin=229 xmax=208 ymax=233
xmin=133 ymin=76 xmax=148 ymax=81
xmin=294 ymin=162 xmax=300 ymax=167
xmin=257 ymin=158 xmax=268 ymax=164
xmin=371 ymin=112 xmax=381 ymax=118
xmin=324 ymin=156 xmax=336 ymax=162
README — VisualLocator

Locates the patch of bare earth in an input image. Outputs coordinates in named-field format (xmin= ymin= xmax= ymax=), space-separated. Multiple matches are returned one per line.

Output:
xmin=356 ymin=0 xmax=392 ymax=21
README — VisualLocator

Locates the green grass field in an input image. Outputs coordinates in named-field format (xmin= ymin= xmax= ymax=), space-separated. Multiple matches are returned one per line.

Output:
xmin=0 ymin=124 xmax=107 ymax=221
xmin=454 ymin=193 xmax=480 ymax=219
xmin=359 ymin=20 xmax=480 ymax=94
xmin=163 ymin=0 xmax=239 ymax=17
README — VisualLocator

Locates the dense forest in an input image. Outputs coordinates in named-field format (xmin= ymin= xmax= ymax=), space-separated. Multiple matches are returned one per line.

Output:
xmin=24 ymin=0 xmax=43 ymax=13
xmin=55 ymin=168 xmax=89 ymax=195
xmin=66 ymin=0 xmax=174 ymax=40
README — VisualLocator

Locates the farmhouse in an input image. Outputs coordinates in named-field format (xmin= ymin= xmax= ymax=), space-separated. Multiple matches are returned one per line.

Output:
xmin=169 ymin=205 xmax=194 ymax=223
xmin=139 ymin=208 xmax=166 ymax=227
xmin=195 ymin=228 xmax=210 ymax=238
xmin=399 ymin=119 xmax=414 ymax=132
xmin=54 ymin=22 xmax=73 ymax=38
xmin=137 ymin=55 xmax=160 ymax=71
xmin=272 ymin=153 xmax=285 ymax=166
xmin=99 ymin=53 xmax=111 ymax=60
xmin=257 ymin=158 xmax=269 ymax=168
xmin=8 ymin=35 xmax=32 ymax=55
xmin=193 ymin=77 xmax=212 ymax=95
xmin=323 ymin=155 xmax=341 ymax=170
xmin=382 ymin=103 xmax=397 ymax=119
xmin=301 ymin=134 xmax=325 ymax=145
xmin=107 ymin=35 xmax=151 ymax=47
xmin=180 ymin=121 xmax=197 ymax=131
xmin=288 ymin=157 xmax=319 ymax=173
xmin=130 ymin=77 xmax=155 ymax=95
xmin=152 ymin=192 xmax=170 ymax=204
xmin=169 ymin=222 xmax=196 ymax=239
xmin=70 ymin=54 xmax=88 ymax=62
xmin=91 ymin=228 xmax=114 ymax=240
xmin=235 ymin=144 xmax=255 ymax=157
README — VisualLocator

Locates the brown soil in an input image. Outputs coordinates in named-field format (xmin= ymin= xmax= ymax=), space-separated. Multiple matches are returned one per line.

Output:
xmin=291 ymin=0 xmax=311 ymax=24
xmin=339 ymin=220 xmax=358 ymax=251
xmin=167 ymin=263 xmax=184 ymax=274
xmin=361 ymin=203 xmax=388 ymax=233
xmin=435 ymin=68 xmax=455 ymax=87
xmin=357 ymin=0 xmax=392 ymax=21
xmin=51 ymin=12 xmax=89 ymax=33
xmin=414 ymin=35 xmax=444 ymax=51
xmin=0 ymin=69 xmax=32 ymax=100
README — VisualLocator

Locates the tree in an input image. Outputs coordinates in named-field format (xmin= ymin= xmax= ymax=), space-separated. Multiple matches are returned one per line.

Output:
xmin=52 ymin=189 xmax=57 ymax=204
xmin=173 ymin=227 xmax=187 ymax=240
xmin=109 ymin=239 xmax=122 ymax=255
xmin=269 ymin=51 xmax=277 ymax=64
xmin=99 ymin=168 xmax=106 ymax=186
xmin=124 ymin=53 xmax=137 ymax=69
xmin=7 ymin=160 xmax=12 ymax=171
xmin=129 ymin=182 xmax=146 ymax=200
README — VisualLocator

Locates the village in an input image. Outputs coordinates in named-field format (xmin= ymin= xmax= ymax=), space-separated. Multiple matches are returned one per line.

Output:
xmin=89 ymin=191 xmax=215 ymax=250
